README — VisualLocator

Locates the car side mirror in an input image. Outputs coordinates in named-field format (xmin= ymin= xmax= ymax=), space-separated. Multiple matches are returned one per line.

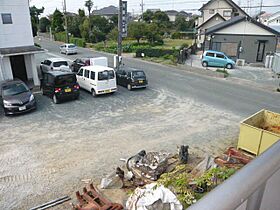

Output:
xmin=29 ymin=87 xmax=33 ymax=90
xmin=41 ymin=62 xmax=44 ymax=64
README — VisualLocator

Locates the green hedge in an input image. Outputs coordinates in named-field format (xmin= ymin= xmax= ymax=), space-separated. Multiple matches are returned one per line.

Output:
xmin=135 ymin=48 xmax=178 ymax=58
xmin=54 ymin=32 xmax=86 ymax=47
xmin=70 ymin=37 xmax=86 ymax=47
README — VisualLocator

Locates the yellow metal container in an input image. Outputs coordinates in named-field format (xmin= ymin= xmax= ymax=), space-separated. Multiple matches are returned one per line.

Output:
xmin=237 ymin=109 xmax=280 ymax=156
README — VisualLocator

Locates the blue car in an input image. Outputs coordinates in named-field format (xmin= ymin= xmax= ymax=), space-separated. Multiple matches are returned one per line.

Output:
xmin=201 ymin=50 xmax=235 ymax=69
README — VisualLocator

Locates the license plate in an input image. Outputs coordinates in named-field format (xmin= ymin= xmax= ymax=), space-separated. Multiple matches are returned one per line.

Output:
xmin=139 ymin=80 xmax=143 ymax=84
xmin=65 ymin=88 xmax=72 ymax=93
xmin=19 ymin=106 xmax=26 ymax=111
xmin=105 ymin=90 xmax=111 ymax=93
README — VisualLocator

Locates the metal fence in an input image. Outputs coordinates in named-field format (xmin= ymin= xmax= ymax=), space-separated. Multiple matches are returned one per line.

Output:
xmin=272 ymin=53 xmax=280 ymax=74
xmin=187 ymin=140 xmax=280 ymax=210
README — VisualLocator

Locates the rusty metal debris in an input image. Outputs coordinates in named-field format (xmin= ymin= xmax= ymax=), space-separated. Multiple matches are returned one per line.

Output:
xmin=214 ymin=147 xmax=253 ymax=168
xmin=72 ymin=183 xmax=124 ymax=210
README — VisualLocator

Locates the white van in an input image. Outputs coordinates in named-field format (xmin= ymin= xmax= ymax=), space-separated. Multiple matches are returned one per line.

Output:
xmin=76 ymin=66 xmax=117 ymax=96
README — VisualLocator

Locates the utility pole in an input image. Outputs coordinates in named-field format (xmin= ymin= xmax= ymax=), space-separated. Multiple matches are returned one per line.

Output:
xmin=63 ymin=0 xmax=69 ymax=43
xmin=260 ymin=0 xmax=263 ymax=15
xmin=140 ymin=0 xmax=144 ymax=21
xmin=117 ymin=0 xmax=123 ymax=71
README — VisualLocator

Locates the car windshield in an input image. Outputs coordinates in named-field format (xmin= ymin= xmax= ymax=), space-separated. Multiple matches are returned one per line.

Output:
xmin=53 ymin=61 xmax=68 ymax=67
xmin=68 ymin=45 xmax=76 ymax=48
xmin=55 ymin=75 xmax=76 ymax=85
xmin=132 ymin=71 xmax=145 ymax=78
xmin=98 ymin=70 xmax=115 ymax=81
xmin=2 ymin=83 xmax=29 ymax=96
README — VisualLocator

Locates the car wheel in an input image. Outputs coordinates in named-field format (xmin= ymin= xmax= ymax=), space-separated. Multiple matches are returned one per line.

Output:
xmin=226 ymin=63 xmax=233 ymax=69
xmin=74 ymin=95 xmax=79 ymax=100
xmin=127 ymin=84 xmax=132 ymax=91
xmin=202 ymin=61 xmax=208 ymax=67
xmin=91 ymin=89 xmax=97 ymax=97
xmin=53 ymin=95 xmax=59 ymax=104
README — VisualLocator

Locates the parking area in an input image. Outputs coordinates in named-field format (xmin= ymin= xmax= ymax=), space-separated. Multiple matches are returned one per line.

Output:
xmin=185 ymin=54 xmax=280 ymax=89
xmin=0 ymin=78 xmax=241 ymax=209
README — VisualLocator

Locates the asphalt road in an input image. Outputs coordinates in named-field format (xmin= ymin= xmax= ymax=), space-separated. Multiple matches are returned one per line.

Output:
xmin=36 ymin=37 xmax=280 ymax=116
xmin=0 ymin=38 xmax=279 ymax=209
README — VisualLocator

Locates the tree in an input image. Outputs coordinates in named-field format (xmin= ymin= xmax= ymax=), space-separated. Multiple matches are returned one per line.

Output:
xmin=153 ymin=11 xmax=169 ymax=24
xmin=80 ymin=18 xmax=90 ymax=41
xmin=78 ymin=9 xmax=86 ymax=18
xmin=128 ymin=22 xmax=147 ymax=43
xmin=107 ymin=27 xmax=118 ymax=41
xmin=175 ymin=15 xmax=188 ymax=31
xmin=39 ymin=17 xmax=50 ymax=32
xmin=91 ymin=15 xmax=111 ymax=33
xmin=145 ymin=23 xmax=163 ymax=44
xmin=67 ymin=16 xmax=81 ymax=37
xmin=109 ymin=15 xmax=118 ymax=28
xmin=85 ymin=0 xmax=94 ymax=17
xmin=143 ymin=10 xmax=154 ymax=23
xmin=51 ymin=9 xmax=64 ymax=32
xmin=30 ymin=6 xmax=44 ymax=36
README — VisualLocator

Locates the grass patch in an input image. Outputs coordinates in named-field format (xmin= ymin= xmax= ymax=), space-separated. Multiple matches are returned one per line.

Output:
xmin=90 ymin=38 xmax=193 ymax=65
xmin=142 ymin=56 xmax=177 ymax=66
xmin=216 ymin=69 xmax=230 ymax=78
xmin=163 ymin=39 xmax=193 ymax=49
xmin=157 ymin=165 xmax=237 ymax=208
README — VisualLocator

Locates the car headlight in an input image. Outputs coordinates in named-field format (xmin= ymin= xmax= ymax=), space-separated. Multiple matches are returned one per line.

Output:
xmin=29 ymin=94 xmax=35 ymax=102
xmin=3 ymin=100 xmax=12 ymax=107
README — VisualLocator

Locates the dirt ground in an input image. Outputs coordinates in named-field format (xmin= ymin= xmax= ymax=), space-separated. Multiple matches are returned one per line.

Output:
xmin=0 ymin=87 xmax=241 ymax=209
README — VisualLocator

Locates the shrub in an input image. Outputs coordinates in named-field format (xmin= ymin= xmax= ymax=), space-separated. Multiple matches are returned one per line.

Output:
xmin=135 ymin=48 xmax=178 ymax=58
xmin=69 ymin=37 xmax=86 ymax=47
xmin=54 ymin=32 xmax=67 ymax=42
xmin=171 ymin=32 xmax=182 ymax=39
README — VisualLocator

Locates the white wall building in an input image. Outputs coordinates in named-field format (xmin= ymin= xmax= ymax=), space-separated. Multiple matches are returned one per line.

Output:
xmin=196 ymin=0 xmax=248 ymax=47
xmin=0 ymin=0 xmax=44 ymax=86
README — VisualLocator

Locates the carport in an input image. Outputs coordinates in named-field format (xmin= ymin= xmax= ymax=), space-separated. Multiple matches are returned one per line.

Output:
xmin=0 ymin=45 xmax=45 ymax=86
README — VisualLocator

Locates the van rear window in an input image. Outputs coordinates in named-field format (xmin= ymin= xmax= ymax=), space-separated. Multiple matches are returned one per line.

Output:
xmin=55 ymin=75 xmax=76 ymax=85
xmin=98 ymin=70 xmax=115 ymax=81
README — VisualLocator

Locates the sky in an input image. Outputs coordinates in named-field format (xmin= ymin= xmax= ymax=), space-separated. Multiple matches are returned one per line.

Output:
xmin=30 ymin=0 xmax=280 ymax=17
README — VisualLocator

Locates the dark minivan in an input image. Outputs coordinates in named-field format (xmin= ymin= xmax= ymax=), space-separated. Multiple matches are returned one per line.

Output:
xmin=0 ymin=80 xmax=36 ymax=115
xmin=116 ymin=69 xmax=148 ymax=90
xmin=41 ymin=71 xmax=80 ymax=104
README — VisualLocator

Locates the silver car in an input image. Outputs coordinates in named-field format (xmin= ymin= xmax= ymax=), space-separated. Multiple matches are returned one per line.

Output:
xmin=60 ymin=43 xmax=77 ymax=55
xmin=40 ymin=58 xmax=71 ymax=73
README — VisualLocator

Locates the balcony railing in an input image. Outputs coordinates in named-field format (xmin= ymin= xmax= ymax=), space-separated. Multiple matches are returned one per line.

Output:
xmin=187 ymin=140 xmax=280 ymax=210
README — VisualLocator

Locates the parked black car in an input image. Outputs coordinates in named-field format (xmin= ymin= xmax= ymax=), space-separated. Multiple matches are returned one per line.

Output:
xmin=116 ymin=69 xmax=148 ymax=90
xmin=0 ymin=80 xmax=36 ymax=115
xmin=41 ymin=71 xmax=80 ymax=104
xmin=71 ymin=58 xmax=91 ymax=73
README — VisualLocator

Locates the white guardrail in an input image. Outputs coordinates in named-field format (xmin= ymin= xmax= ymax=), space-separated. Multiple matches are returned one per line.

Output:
xmin=187 ymin=140 xmax=280 ymax=210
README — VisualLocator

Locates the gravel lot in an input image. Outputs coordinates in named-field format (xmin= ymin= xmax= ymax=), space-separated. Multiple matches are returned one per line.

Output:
xmin=0 ymin=82 xmax=241 ymax=209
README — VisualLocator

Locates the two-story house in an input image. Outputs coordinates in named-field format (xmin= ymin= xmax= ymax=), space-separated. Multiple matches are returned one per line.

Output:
xmin=165 ymin=10 xmax=192 ymax=22
xmin=196 ymin=0 xmax=248 ymax=47
xmin=0 ymin=0 xmax=44 ymax=86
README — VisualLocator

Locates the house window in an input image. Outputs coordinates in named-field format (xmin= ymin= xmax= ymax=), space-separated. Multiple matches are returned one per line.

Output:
xmin=223 ymin=10 xmax=232 ymax=17
xmin=209 ymin=9 xmax=215 ymax=14
xmin=1 ymin=13 xmax=12 ymax=24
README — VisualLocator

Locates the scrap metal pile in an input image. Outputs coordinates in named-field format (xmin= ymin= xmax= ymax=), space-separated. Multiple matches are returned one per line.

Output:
xmin=30 ymin=146 xmax=253 ymax=210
